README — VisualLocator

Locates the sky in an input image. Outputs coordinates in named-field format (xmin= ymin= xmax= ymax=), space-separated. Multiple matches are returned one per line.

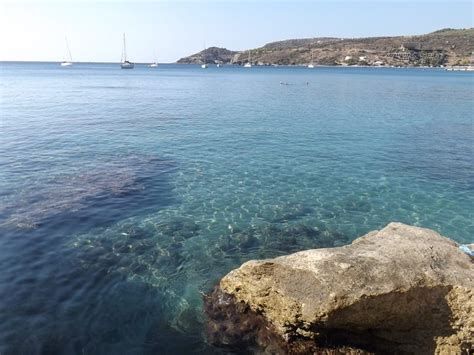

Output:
xmin=0 ymin=0 xmax=472 ymax=63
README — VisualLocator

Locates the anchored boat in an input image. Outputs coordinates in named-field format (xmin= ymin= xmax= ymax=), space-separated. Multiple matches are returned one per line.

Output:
xmin=244 ymin=50 xmax=252 ymax=68
xmin=308 ymin=50 xmax=314 ymax=68
xmin=60 ymin=36 xmax=73 ymax=67
xmin=121 ymin=33 xmax=134 ymax=69
xmin=148 ymin=50 xmax=158 ymax=67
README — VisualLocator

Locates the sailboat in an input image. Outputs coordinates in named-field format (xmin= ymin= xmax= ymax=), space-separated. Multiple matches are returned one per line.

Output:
xmin=200 ymin=41 xmax=208 ymax=69
xmin=148 ymin=51 xmax=158 ymax=67
xmin=121 ymin=33 xmax=134 ymax=69
xmin=244 ymin=50 xmax=252 ymax=68
xmin=60 ymin=37 xmax=73 ymax=67
xmin=308 ymin=50 xmax=314 ymax=68
xmin=201 ymin=46 xmax=208 ymax=69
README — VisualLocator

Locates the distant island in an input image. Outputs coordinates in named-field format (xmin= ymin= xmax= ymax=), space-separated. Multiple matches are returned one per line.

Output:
xmin=177 ymin=28 xmax=473 ymax=67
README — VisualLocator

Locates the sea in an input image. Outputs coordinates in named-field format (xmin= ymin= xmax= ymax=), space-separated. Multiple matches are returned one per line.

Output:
xmin=0 ymin=62 xmax=473 ymax=354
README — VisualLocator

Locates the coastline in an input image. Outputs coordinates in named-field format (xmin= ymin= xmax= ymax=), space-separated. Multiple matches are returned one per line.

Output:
xmin=3 ymin=60 xmax=472 ymax=70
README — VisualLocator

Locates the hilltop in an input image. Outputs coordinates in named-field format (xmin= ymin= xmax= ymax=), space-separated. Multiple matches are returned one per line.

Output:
xmin=177 ymin=28 xmax=473 ymax=66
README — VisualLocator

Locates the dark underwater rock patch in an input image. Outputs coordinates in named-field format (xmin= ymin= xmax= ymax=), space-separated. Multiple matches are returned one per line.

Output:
xmin=119 ymin=223 xmax=155 ymax=240
xmin=156 ymin=217 xmax=200 ymax=241
xmin=0 ymin=155 xmax=176 ymax=229
xmin=270 ymin=203 xmax=315 ymax=223
xmin=71 ymin=214 xmax=202 ymax=284
xmin=341 ymin=197 xmax=373 ymax=213
xmin=215 ymin=223 xmax=349 ymax=260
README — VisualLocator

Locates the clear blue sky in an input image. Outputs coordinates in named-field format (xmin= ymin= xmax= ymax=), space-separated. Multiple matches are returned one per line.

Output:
xmin=0 ymin=1 xmax=472 ymax=63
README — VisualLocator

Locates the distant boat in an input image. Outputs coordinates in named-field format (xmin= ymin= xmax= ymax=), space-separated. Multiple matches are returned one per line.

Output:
xmin=216 ymin=63 xmax=220 ymax=68
xmin=148 ymin=51 xmax=158 ymax=67
xmin=201 ymin=43 xmax=208 ymax=69
xmin=308 ymin=50 xmax=314 ymax=68
xmin=121 ymin=33 xmax=134 ymax=69
xmin=244 ymin=50 xmax=252 ymax=68
xmin=60 ymin=37 xmax=73 ymax=67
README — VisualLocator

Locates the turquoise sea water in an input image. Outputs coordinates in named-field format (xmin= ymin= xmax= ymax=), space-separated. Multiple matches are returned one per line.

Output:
xmin=0 ymin=62 xmax=473 ymax=354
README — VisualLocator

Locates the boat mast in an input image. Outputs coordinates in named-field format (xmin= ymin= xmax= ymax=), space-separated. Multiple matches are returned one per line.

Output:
xmin=123 ymin=33 xmax=127 ymax=62
xmin=65 ymin=36 xmax=72 ymax=62
xmin=202 ymin=41 xmax=206 ymax=64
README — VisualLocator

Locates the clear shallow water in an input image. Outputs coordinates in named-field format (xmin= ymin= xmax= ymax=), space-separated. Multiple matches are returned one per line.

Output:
xmin=0 ymin=62 xmax=473 ymax=354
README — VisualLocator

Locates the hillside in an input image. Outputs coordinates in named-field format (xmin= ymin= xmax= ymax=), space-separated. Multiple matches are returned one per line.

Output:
xmin=177 ymin=28 xmax=473 ymax=66
xmin=177 ymin=47 xmax=238 ymax=65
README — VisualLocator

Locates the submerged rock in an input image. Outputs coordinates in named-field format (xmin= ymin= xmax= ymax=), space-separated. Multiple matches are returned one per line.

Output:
xmin=205 ymin=223 xmax=474 ymax=354
xmin=1 ymin=155 xmax=175 ymax=229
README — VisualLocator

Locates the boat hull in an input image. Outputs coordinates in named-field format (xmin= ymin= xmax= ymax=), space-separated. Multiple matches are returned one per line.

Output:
xmin=60 ymin=62 xmax=73 ymax=67
xmin=121 ymin=62 xmax=134 ymax=69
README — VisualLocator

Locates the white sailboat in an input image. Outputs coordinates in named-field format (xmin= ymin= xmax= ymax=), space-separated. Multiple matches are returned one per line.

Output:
xmin=200 ymin=42 xmax=208 ymax=69
xmin=308 ymin=50 xmax=314 ymax=68
xmin=121 ymin=33 xmax=134 ymax=69
xmin=244 ymin=50 xmax=252 ymax=68
xmin=201 ymin=47 xmax=208 ymax=68
xmin=149 ymin=51 xmax=158 ymax=67
xmin=60 ymin=37 xmax=73 ymax=67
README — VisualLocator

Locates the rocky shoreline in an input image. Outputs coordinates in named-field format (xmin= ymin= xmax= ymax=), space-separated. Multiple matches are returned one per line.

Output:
xmin=204 ymin=223 xmax=473 ymax=354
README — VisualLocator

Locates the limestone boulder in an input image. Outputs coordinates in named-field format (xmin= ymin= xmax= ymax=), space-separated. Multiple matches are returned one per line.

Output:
xmin=205 ymin=223 xmax=474 ymax=354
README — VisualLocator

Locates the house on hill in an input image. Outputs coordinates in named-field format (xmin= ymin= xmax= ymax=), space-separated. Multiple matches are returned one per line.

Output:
xmin=389 ymin=42 xmax=446 ymax=65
